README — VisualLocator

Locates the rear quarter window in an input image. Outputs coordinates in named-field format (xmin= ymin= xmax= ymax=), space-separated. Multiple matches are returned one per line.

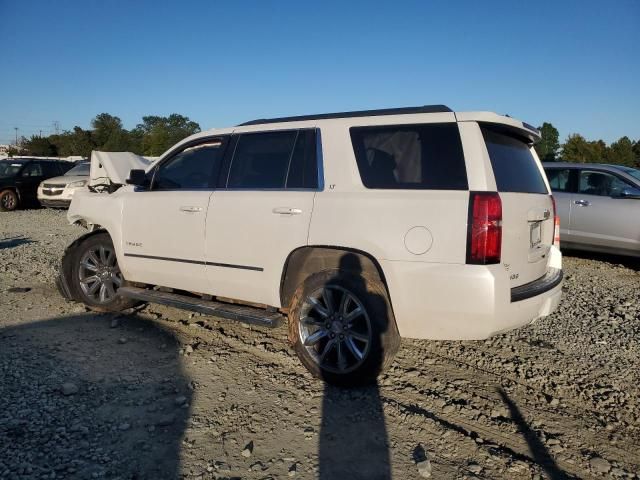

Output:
xmin=482 ymin=126 xmax=548 ymax=194
xmin=350 ymin=123 xmax=468 ymax=190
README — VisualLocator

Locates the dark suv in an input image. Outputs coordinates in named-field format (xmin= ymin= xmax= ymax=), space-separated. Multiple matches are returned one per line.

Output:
xmin=0 ymin=158 xmax=74 ymax=211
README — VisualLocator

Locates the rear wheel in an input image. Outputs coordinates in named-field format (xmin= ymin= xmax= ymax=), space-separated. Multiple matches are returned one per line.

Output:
xmin=0 ymin=190 xmax=18 ymax=211
xmin=288 ymin=271 xmax=400 ymax=386
xmin=69 ymin=233 xmax=140 ymax=312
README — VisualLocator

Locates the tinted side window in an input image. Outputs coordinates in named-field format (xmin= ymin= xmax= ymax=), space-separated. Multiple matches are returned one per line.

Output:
xmin=41 ymin=162 xmax=62 ymax=177
xmin=578 ymin=170 xmax=632 ymax=197
xmin=482 ymin=126 xmax=548 ymax=194
xmin=59 ymin=162 xmax=74 ymax=175
xmin=286 ymin=129 xmax=318 ymax=189
xmin=545 ymin=168 xmax=572 ymax=192
xmin=228 ymin=131 xmax=297 ymax=188
xmin=21 ymin=163 xmax=43 ymax=177
xmin=153 ymin=140 xmax=224 ymax=190
xmin=350 ymin=123 xmax=468 ymax=190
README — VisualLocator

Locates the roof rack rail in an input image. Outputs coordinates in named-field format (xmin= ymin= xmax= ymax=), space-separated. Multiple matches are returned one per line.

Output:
xmin=238 ymin=105 xmax=452 ymax=126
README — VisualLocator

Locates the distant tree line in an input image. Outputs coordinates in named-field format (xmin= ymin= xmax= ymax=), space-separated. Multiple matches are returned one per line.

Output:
xmin=16 ymin=113 xmax=201 ymax=158
xmin=535 ymin=122 xmax=639 ymax=168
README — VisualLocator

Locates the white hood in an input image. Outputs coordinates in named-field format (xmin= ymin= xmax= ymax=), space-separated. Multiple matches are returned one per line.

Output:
xmin=89 ymin=151 xmax=155 ymax=187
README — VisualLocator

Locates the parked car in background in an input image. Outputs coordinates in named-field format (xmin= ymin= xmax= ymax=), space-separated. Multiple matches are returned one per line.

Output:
xmin=58 ymin=105 xmax=563 ymax=385
xmin=38 ymin=161 xmax=90 ymax=208
xmin=0 ymin=158 xmax=74 ymax=211
xmin=543 ymin=162 xmax=640 ymax=257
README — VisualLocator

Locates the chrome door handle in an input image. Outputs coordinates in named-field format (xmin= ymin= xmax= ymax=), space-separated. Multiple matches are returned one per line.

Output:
xmin=179 ymin=206 xmax=203 ymax=213
xmin=574 ymin=199 xmax=591 ymax=207
xmin=272 ymin=207 xmax=302 ymax=215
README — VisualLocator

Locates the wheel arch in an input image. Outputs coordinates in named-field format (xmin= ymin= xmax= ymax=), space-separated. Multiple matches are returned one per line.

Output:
xmin=56 ymin=228 xmax=113 ymax=301
xmin=279 ymin=245 xmax=390 ymax=309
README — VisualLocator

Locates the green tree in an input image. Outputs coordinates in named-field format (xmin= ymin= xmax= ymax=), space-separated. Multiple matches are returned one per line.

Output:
xmin=134 ymin=114 xmax=201 ymax=156
xmin=22 ymin=135 xmax=58 ymax=156
xmin=561 ymin=134 xmax=593 ymax=163
xmin=51 ymin=127 xmax=95 ymax=158
xmin=91 ymin=113 xmax=131 ymax=151
xmin=606 ymin=136 xmax=635 ymax=167
xmin=534 ymin=122 xmax=560 ymax=162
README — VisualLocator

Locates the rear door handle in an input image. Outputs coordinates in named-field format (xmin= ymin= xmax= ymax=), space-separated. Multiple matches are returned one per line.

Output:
xmin=574 ymin=199 xmax=591 ymax=207
xmin=272 ymin=207 xmax=302 ymax=215
xmin=179 ymin=206 xmax=203 ymax=213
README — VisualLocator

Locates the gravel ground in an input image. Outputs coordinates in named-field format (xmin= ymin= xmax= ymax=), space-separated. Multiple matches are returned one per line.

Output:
xmin=1 ymin=209 xmax=639 ymax=480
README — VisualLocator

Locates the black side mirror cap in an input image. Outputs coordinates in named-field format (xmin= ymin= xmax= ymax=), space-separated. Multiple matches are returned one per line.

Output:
xmin=127 ymin=169 xmax=148 ymax=186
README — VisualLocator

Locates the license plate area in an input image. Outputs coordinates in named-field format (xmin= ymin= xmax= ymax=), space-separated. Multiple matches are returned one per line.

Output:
xmin=530 ymin=221 xmax=542 ymax=248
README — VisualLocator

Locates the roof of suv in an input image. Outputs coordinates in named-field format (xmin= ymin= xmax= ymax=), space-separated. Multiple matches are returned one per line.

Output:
xmin=238 ymin=105 xmax=453 ymax=126
xmin=235 ymin=105 xmax=541 ymax=141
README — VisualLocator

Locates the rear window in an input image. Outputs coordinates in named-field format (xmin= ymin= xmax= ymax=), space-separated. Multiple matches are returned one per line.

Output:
xmin=350 ymin=123 xmax=468 ymax=190
xmin=482 ymin=126 xmax=548 ymax=194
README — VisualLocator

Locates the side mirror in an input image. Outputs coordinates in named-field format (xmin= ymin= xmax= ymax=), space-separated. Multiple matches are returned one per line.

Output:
xmin=126 ymin=169 xmax=148 ymax=187
xmin=618 ymin=188 xmax=640 ymax=199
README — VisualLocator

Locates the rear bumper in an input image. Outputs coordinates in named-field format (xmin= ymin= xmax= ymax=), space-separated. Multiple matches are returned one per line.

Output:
xmin=511 ymin=268 xmax=563 ymax=302
xmin=382 ymin=248 xmax=563 ymax=340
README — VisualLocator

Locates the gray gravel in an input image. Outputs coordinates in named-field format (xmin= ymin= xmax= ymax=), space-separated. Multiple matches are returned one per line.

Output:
xmin=1 ymin=209 xmax=639 ymax=479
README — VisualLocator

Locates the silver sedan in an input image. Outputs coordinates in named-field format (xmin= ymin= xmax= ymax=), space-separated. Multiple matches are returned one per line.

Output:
xmin=543 ymin=162 xmax=640 ymax=257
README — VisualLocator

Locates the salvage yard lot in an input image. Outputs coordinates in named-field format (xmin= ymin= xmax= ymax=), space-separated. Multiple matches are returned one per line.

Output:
xmin=1 ymin=209 xmax=639 ymax=480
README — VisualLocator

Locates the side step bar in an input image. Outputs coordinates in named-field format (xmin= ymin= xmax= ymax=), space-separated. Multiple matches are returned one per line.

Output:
xmin=118 ymin=286 xmax=284 ymax=328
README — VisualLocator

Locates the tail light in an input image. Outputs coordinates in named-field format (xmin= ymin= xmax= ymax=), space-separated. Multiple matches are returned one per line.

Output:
xmin=551 ymin=195 xmax=560 ymax=246
xmin=467 ymin=192 xmax=502 ymax=264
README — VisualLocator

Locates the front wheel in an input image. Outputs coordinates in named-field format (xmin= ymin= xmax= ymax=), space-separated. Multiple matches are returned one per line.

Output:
xmin=68 ymin=232 xmax=140 ymax=312
xmin=0 ymin=189 xmax=18 ymax=211
xmin=288 ymin=271 xmax=400 ymax=386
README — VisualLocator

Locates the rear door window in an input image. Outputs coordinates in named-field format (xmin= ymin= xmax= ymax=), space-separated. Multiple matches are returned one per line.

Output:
xmin=545 ymin=168 xmax=572 ymax=192
xmin=285 ymin=129 xmax=318 ymax=189
xmin=41 ymin=162 xmax=62 ymax=177
xmin=482 ymin=126 xmax=548 ymax=194
xmin=350 ymin=123 xmax=468 ymax=190
xmin=21 ymin=162 xmax=43 ymax=177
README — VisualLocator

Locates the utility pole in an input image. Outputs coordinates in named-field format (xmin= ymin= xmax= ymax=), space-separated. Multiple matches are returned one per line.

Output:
xmin=14 ymin=127 xmax=18 ymax=146
xmin=39 ymin=130 xmax=42 ymax=137
xmin=53 ymin=121 xmax=60 ymax=135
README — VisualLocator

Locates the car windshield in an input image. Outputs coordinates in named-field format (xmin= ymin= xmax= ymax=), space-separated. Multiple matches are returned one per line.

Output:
xmin=65 ymin=162 xmax=90 ymax=176
xmin=617 ymin=165 xmax=640 ymax=182
xmin=0 ymin=160 xmax=26 ymax=178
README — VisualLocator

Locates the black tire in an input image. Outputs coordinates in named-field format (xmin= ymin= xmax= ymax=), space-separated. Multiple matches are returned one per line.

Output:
xmin=0 ymin=189 xmax=19 ymax=212
xmin=68 ymin=232 xmax=140 ymax=312
xmin=288 ymin=270 xmax=400 ymax=386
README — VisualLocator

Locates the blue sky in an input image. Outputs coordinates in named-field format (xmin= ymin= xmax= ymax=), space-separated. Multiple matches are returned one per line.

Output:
xmin=0 ymin=0 xmax=638 ymax=146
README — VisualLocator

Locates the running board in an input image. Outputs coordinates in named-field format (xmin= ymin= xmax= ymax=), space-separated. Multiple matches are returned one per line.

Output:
xmin=118 ymin=286 xmax=284 ymax=328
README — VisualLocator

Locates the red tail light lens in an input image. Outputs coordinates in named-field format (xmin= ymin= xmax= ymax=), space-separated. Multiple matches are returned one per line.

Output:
xmin=467 ymin=192 xmax=502 ymax=264
xmin=551 ymin=195 xmax=560 ymax=246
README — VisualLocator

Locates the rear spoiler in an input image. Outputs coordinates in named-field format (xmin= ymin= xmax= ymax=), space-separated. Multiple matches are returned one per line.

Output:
xmin=455 ymin=111 xmax=541 ymax=144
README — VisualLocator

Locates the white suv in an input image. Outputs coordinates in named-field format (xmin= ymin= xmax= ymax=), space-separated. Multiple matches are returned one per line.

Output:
xmin=57 ymin=105 xmax=563 ymax=385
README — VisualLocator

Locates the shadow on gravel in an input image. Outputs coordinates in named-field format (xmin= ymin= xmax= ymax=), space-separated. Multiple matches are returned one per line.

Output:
xmin=0 ymin=313 xmax=192 ymax=479
xmin=563 ymin=249 xmax=640 ymax=271
xmin=498 ymin=388 xmax=569 ymax=480
xmin=319 ymin=383 xmax=391 ymax=479
xmin=0 ymin=236 xmax=33 ymax=250
xmin=317 ymin=254 xmax=392 ymax=479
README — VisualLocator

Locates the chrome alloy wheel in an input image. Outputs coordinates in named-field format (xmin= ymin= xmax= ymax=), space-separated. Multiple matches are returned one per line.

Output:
xmin=298 ymin=285 xmax=372 ymax=374
xmin=1 ymin=192 xmax=16 ymax=210
xmin=78 ymin=245 xmax=122 ymax=303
